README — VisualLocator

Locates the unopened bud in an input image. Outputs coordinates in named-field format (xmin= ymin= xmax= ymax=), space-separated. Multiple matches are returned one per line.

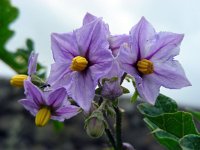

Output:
xmin=10 ymin=74 xmax=28 ymax=87
xmin=101 ymin=77 xmax=123 ymax=100
xmin=85 ymin=111 xmax=105 ymax=138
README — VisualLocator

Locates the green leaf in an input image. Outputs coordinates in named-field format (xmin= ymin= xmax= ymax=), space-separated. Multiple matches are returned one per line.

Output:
xmin=138 ymin=94 xmax=200 ymax=150
xmin=0 ymin=0 xmax=19 ymax=46
xmin=188 ymin=110 xmax=200 ymax=122
xmin=137 ymin=94 xmax=178 ymax=117
xmin=53 ymin=121 xmax=64 ymax=132
xmin=121 ymin=86 xmax=130 ymax=94
xmin=148 ymin=112 xmax=199 ymax=138
xmin=130 ymin=90 xmax=138 ymax=103
xmin=179 ymin=134 xmax=200 ymax=150
xmin=144 ymin=118 xmax=182 ymax=150
xmin=0 ymin=0 xmax=46 ymax=76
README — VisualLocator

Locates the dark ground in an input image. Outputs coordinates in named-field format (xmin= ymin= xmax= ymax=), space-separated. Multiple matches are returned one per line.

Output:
xmin=0 ymin=78 xmax=163 ymax=150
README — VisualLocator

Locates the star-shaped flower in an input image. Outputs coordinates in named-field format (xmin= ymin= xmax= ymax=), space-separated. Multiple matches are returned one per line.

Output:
xmin=19 ymin=80 xmax=80 ymax=127
xmin=118 ymin=17 xmax=191 ymax=104
xmin=48 ymin=15 xmax=113 ymax=112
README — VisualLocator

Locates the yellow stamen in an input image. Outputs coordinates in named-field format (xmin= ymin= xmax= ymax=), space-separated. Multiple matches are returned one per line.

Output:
xmin=10 ymin=74 xmax=28 ymax=87
xmin=35 ymin=107 xmax=51 ymax=127
xmin=137 ymin=59 xmax=154 ymax=75
xmin=70 ymin=56 xmax=88 ymax=71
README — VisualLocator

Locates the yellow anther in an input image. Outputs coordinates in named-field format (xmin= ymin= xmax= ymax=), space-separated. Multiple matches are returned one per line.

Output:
xmin=35 ymin=107 xmax=51 ymax=127
xmin=70 ymin=56 xmax=88 ymax=71
xmin=10 ymin=74 xmax=28 ymax=87
xmin=137 ymin=59 xmax=154 ymax=75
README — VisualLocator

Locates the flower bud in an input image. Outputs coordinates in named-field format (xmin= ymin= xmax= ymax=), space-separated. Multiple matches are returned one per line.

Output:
xmin=10 ymin=74 xmax=28 ymax=87
xmin=101 ymin=77 xmax=123 ymax=100
xmin=85 ymin=111 xmax=105 ymax=138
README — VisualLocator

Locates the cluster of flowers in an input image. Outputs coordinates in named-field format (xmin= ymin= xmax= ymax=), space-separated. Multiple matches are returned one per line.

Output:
xmin=11 ymin=13 xmax=190 ymax=128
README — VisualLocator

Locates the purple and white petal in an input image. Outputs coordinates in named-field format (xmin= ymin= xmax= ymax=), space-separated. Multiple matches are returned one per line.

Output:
xmin=28 ymin=52 xmax=38 ymax=75
xmin=89 ymin=52 xmax=113 ymax=83
xmin=47 ymin=62 xmax=71 ymax=88
xmin=102 ymin=58 xmax=124 ymax=79
xmin=19 ymin=99 xmax=39 ymax=116
xmin=118 ymin=43 xmax=138 ymax=66
xmin=108 ymin=34 xmax=129 ymax=57
xmin=83 ymin=12 xmax=98 ymax=25
xmin=88 ymin=20 xmax=110 ymax=61
xmin=69 ymin=71 xmax=95 ymax=112
xmin=53 ymin=105 xmax=80 ymax=119
xmin=51 ymin=33 xmax=79 ymax=63
xmin=47 ymin=87 xmax=67 ymax=108
xmin=147 ymin=32 xmax=184 ymax=61
xmin=130 ymin=17 xmax=156 ymax=59
xmin=117 ymin=43 xmax=138 ymax=76
xmin=24 ymin=80 xmax=45 ymax=106
xmin=152 ymin=60 xmax=191 ymax=89
xmin=135 ymin=74 xmax=161 ymax=104
xmin=74 ymin=19 xmax=103 ymax=56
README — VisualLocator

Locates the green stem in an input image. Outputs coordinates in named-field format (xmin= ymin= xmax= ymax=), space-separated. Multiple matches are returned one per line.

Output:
xmin=105 ymin=128 xmax=117 ymax=150
xmin=114 ymin=106 xmax=122 ymax=150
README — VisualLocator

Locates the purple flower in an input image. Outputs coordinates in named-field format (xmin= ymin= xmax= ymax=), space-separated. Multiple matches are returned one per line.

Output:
xmin=19 ymin=80 xmax=80 ymax=126
xmin=48 ymin=15 xmax=113 ymax=112
xmin=118 ymin=17 xmax=191 ymax=104
xmin=28 ymin=52 xmax=38 ymax=76
xmin=83 ymin=13 xmax=127 ymax=99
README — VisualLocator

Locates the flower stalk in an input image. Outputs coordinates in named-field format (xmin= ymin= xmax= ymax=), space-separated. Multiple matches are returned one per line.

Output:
xmin=114 ymin=106 xmax=122 ymax=150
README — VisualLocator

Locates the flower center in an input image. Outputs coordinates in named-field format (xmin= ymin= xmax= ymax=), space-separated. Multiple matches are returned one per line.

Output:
xmin=137 ymin=59 xmax=154 ymax=75
xmin=35 ymin=107 xmax=51 ymax=127
xmin=70 ymin=56 xmax=88 ymax=71
xmin=10 ymin=74 xmax=28 ymax=87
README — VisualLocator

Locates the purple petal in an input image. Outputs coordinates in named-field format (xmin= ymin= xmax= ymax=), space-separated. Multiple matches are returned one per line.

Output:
xmin=102 ymin=58 xmax=124 ymax=79
xmin=47 ymin=87 xmax=67 ymax=108
xmin=117 ymin=43 xmax=138 ymax=76
xmin=152 ymin=60 xmax=191 ymax=89
xmin=87 ymin=19 xmax=111 ymax=62
xmin=47 ymin=62 xmax=71 ymax=88
xmin=51 ymin=32 xmax=79 ymax=63
xmin=118 ymin=43 xmax=138 ymax=66
xmin=53 ymin=105 xmax=80 ymax=121
xmin=135 ymin=74 xmax=161 ymax=104
xmin=69 ymin=71 xmax=95 ymax=112
xmin=83 ymin=12 xmax=98 ymax=25
xmin=24 ymin=80 xmax=45 ymax=106
xmin=147 ymin=32 xmax=184 ymax=61
xmin=19 ymin=99 xmax=39 ymax=116
xmin=89 ymin=52 xmax=113 ymax=83
xmin=28 ymin=52 xmax=38 ymax=75
xmin=130 ymin=17 xmax=156 ymax=59
xmin=74 ymin=19 xmax=104 ymax=56
xmin=108 ymin=34 xmax=129 ymax=57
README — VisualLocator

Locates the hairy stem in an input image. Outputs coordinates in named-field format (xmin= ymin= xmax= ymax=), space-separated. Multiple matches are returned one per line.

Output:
xmin=105 ymin=128 xmax=117 ymax=150
xmin=114 ymin=106 xmax=122 ymax=150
